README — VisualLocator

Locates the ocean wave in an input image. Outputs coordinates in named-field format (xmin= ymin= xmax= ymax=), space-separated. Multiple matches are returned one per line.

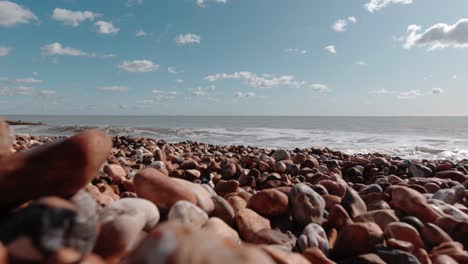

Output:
xmin=11 ymin=125 xmax=468 ymax=160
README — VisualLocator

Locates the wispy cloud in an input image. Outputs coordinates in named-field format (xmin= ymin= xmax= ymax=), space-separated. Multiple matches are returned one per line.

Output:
xmin=0 ymin=77 xmax=43 ymax=84
xmin=196 ymin=0 xmax=228 ymax=8
xmin=51 ymin=8 xmax=99 ymax=27
xmin=369 ymin=88 xmax=395 ymax=95
xmin=284 ymin=48 xmax=308 ymax=55
xmin=126 ymin=0 xmax=144 ymax=7
xmin=332 ymin=17 xmax=357 ymax=32
xmin=0 ymin=1 xmax=38 ymax=27
xmin=118 ymin=60 xmax=159 ymax=72
xmin=397 ymin=90 xmax=422 ymax=99
xmin=309 ymin=84 xmax=330 ymax=93
xmin=175 ymin=33 xmax=201 ymax=45
xmin=355 ymin=61 xmax=367 ymax=66
xmin=136 ymin=29 xmax=147 ymax=37
xmin=324 ymin=45 xmax=337 ymax=54
xmin=191 ymin=85 xmax=215 ymax=96
xmin=95 ymin=21 xmax=119 ymax=35
xmin=168 ymin=66 xmax=181 ymax=74
xmin=403 ymin=18 xmax=468 ymax=50
xmin=235 ymin=91 xmax=257 ymax=98
xmin=0 ymin=46 xmax=11 ymax=57
xmin=204 ymin=71 xmax=305 ymax=88
xmin=365 ymin=0 xmax=414 ymax=13
xmin=97 ymin=86 xmax=129 ymax=92
xmin=40 ymin=42 xmax=115 ymax=58
xmin=39 ymin=90 xmax=57 ymax=95
xmin=152 ymin=90 xmax=177 ymax=101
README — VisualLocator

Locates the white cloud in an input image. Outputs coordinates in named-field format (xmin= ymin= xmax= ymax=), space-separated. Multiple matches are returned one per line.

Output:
xmin=369 ymin=88 xmax=395 ymax=95
xmin=95 ymin=21 xmax=119 ymax=35
xmin=118 ymin=60 xmax=159 ymax=72
xmin=152 ymin=90 xmax=177 ymax=101
xmin=0 ymin=77 xmax=43 ymax=85
xmin=403 ymin=19 xmax=468 ymax=50
xmin=0 ymin=1 xmax=37 ymax=27
xmin=41 ymin=42 xmax=85 ymax=56
xmin=285 ymin=48 xmax=308 ymax=55
xmin=204 ymin=71 xmax=305 ymax=89
xmin=39 ymin=90 xmax=56 ymax=95
xmin=431 ymin=88 xmax=444 ymax=94
xmin=452 ymin=75 xmax=457 ymax=79
xmin=324 ymin=45 xmax=337 ymax=54
xmin=235 ymin=91 xmax=257 ymax=98
xmin=0 ymin=46 xmax=11 ymax=57
xmin=175 ymin=79 xmax=184 ymax=84
xmin=168 ymin=66 xmax=180 ymax=74
xmin=11 ymin=77 xmax=43 ymax=84
xmin=196 ymin=0 xmax=227 ymax=8
xmin=355 ymin=61 xmax=367 ymax=66
xmin=136 ymin=29 xmax=147 ymax=37
xmin=52 ymin=8 xmax=99 ymax=27
xmin=14 ymin=86 xmax=35 ymax=96
xmin=309 ymin=84 xmax=330 ymax=93
xmin=365 ymin=0 xmax=414 ymax=13
xmin=97 ymin=86 xmax=129 ymax=92
xmin=332 ymin=17 xmax=357 ymax=32
xmin=397 ymin=90 xmax=421 ymax=99
xmin=192 ymin=85 xmax=215 ymax=96
xmin=175 ymin=33 xmax=201 ymax=45
xmin=126 ymin=0 xmax=143 ymax=7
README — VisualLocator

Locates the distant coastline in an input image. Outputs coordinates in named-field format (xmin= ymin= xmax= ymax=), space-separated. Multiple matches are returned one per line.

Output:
xmin=6 ymin=120 xmax=45 ymax=126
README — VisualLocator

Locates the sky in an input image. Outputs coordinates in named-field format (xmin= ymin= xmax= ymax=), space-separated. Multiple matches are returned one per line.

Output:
xmin=0 ymin=0 xmax=468 ymax=116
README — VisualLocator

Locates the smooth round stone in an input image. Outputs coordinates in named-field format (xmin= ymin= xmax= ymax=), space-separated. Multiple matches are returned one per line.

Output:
xmin=173 ymin=179 xmax=214 ymax=214
xmin=421 ymin=223 xmax=453 ymax=248
xmin=149 ymin=161 xmax=166 ymax=170
xmin=359 ymin=184 xmax=383 ymax=196
xmin=353 ymin=209 xmax=399 ymax=231
xmin=302 ymin=247 xmax=335 ymax=264
xmin=432 ymin=186 xmax=465 ymax=205
xmin=46 ymin=248 xmax=105 ymax=264
xmin=0 ymin=130 xmax=112 ymax=209
xmin=367 ymin=200 xmax=391 ymax=211
xmin=202 ymin=217 xmax=239 ymax=243
xmin=250 ymin=228 xmax=296 ymax=250
xmin=261 ymin=245 xmax=310 ymax=264
xmin=431 ymin=241 xmax=468 ymax=264
xmin=435 ymin=170 xmax=467 ymax=183
xmin=127 ymin=222 xmax=276 ymax=264
xmin=0 ymin=118 xmax=12 ymax=158
xmin=103 ymin=164 xmax=127 ymax=182
xmin=168 ymin=201 xmax=209 ymax=228
xmin=235 ymin=208 xmax=271 ymax=242
xmin=387 ymin=238 xmax=415 ymax=253
xmin=272 ymin=150 xmax=290 ymax=161
xmin=298 ymin=223 xmax=329 ymax=253
xmin=0 ymin=243 xmax=6 ymax=264
xmin=184 ymin=169 xmax=201 ymax=180
xmin=289 ymin=183 xmax=325 ymax=226
xmin=400 ymin=216 xmax=424 ymax=233
xmin=94 ymin=198 xmax=160 ymax=257
xmin=133 ymin=168 xmax=197 ymax=213
xmin=226 ymin=195 xmax=247 ymax=213
xmin=342 ymin=186 xmax=367 ymax=218
xmin=328 ymin=204 xmax=353 ymax=230
xmin=410 ymin=163 xmax=433 ymax=178
xmin=375 ymin=246 xmax=421 ymax=264
xmin=391 ymin=186 xmax=442 ymax=223
xmin=247 ymin=189 xmax=288 ymax=217
xmin=211 ymin=196 xmax=236 ymax=226
xmin=214 ymin=180 xmax=239 ymax=196
xmin=180 ymin=159 xmax=198 ymax=170
xmin=385 ymin=222 xmax=424 ymax=249
xmin=221 ymin=162 xmax=237 ymax=179
xmin=333 ymin=222 xmax=384 ymax=259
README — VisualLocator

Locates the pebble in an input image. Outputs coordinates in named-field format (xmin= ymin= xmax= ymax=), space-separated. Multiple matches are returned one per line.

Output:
xmin=333 ymin=222 xmax=384 ymax=259
xmin=289 ymin=183 xmax=325 ymax=226
xmin=247 ymin=189 xmax=288 ymax=217
xmin=133 ymin=168 xmax=197 ymax=212
xmin=168 ymin=201 xmax=209 ymax=228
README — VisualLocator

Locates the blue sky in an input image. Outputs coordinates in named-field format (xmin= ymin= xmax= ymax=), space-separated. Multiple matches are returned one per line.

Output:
xmin=1 ymin=0 xmax=468 ymax=116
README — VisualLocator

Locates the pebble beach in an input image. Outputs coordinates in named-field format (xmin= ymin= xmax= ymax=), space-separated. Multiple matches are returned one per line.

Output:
xmin=1 ymin=118 xmax=468 ymax=264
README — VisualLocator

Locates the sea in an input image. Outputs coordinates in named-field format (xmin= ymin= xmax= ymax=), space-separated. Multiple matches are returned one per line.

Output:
xmin=4 ymin=115 xmax=468 ymax=160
